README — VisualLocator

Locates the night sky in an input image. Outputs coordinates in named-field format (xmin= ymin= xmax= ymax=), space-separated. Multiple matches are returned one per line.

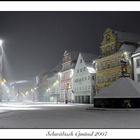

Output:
xmin=1 ymin=12 xmax=140 ymax=81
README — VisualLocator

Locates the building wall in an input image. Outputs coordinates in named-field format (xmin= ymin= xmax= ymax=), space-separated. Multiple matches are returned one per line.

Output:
xmin=60 ymin=69 xmax=73 ymax=102
xmin=46 ymin=73 xmax=60 ymax=103
xmin=132 ymin=55 xmax=140 ymax=83
xmin=96 ymin=51 xmax=132 ymax=92
xmin=95 ymin=28 xmax=134 ymax=92
xmin=60 ymin=50 xmax=76 ymax=103
xmin=73 ymin=53 xmax=96 ymax=104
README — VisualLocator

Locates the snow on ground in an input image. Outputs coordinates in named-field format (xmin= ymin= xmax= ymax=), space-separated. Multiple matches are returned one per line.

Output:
xmin=0 ymin=102 xmax=140 ymax=128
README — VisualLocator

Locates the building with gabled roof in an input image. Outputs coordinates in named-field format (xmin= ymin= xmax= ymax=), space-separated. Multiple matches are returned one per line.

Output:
xmin=59 ymin=50 xmax=79 ymax=103
xmin=95 ymin=28 xmax=140 ymax=93
xmin=73 ymin=52 xmax=98 ymax=104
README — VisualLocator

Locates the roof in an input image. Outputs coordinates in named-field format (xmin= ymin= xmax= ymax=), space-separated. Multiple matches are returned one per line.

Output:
xmin=119 ymin=43 xmax=137 ymax=53
xmin=94 ymin=78 xmax=140 ymax=99
xmin=64 ymin=50 xmax=79 ymax=61
xmin=114 ymin=30 xmax=140 ymax=43
xmin=80 ymin=52 xmax=98 ymax=66
xmin=133 ymin=47 xmax=140 ymax=54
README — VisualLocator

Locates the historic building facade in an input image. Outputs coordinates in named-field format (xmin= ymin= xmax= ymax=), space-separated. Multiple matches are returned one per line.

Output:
xmin=95 ymin=28 xmax=140 ymax=93
xmin=59 ymin=50 xmax=79 ymax=103
xmin=73 ymin=53 xmax=97 ymax=104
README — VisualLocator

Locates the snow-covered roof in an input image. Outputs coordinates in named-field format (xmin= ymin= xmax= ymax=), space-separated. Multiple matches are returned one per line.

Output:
xmin=114 ymin=30 xmax=140 ymax=43
xmin=87 ymin=67 xmax=96 ymax=73
xmin=80 ymin=52 xmax=98 ymax=66
xmin=94 ymin=78 xmax=140 ymax=99
xmin=119 ymin=43 xmax=137 ymax=53
xmin=133 ymin=47 xmax=140 ymax=54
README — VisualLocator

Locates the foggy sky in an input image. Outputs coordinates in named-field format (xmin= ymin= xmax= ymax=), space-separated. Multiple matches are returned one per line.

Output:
xmin=0 ymin=12 xmax=140 ymax=81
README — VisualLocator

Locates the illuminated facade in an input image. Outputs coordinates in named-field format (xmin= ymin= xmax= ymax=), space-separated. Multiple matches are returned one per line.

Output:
xmin=73 ymin=53 xmax=97 ymax=104
xmin=95 ymin=28 xmax=140 ymax=93
xmin=60 ymin=50 xmax=79 ymax=103
xmin=45 ymin=73 xmax=61 ymax=103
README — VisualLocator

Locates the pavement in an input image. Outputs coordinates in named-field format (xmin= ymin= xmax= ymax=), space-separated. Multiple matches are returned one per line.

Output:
xmin=0 ymin=102 xmax=140 ymax=128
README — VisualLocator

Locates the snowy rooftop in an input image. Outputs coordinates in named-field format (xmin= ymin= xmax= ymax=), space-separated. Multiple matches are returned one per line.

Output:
xmin=94 ymin=78 xmax=140 ymax=98
xmin=133 ymin=47 xmax=140 ymax=55
xmin=114 ymin=30 xmax=140 ymax=43
xmin=119 ymin=43 xmax=137 ymax=53
xmin=80 ymin=52 xmax=98 ymax=66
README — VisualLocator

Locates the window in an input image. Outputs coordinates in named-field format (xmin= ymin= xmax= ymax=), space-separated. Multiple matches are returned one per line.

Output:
xmin=136 ymin=59 xmax=140 ymax=68
xmin=107 ymin=63 xmax=110 ymax=68
xmin=88 ymin=86 xmax=91 ymax=90
xmin=137 ymin=74 xmax=140 ymax=82
xmin=84 ymin=67 xmax=86 ymax=71
xmin=77 ymin=69 xmax=79 ymax=73
xmin=85 ymin=77 xmax=87 ymax=80
xmin=80 ymin=59 xmax=82 ymax=63
xmin=92 ymin=76 xmax=94 ymax=80
xmin=80 ymin=68 xmax=82 ymax=72
xmin=88 ymin=76 xmax=90 ymax=80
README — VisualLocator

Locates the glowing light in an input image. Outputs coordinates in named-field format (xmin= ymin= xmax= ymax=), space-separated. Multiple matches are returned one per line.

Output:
xmin=1 ymin=81 xmax=4 ymax=85
xmin=58 ymin=72 xmax=62 ymax=77
xmin=70 ymin=69 xmax=74 ymax=78
xmin=0 ymin=39 xmax=3 ymax=46
xmin=25 ymin=91 xmax=29 ymax=95
xmin=31 ymin=89 xmax=34 ymax=92
xmin=46 ymin=88 xmax=50 ymax=92
xmin=3 ymin=79 xmax=6 ymax=83
xmin=56 ymin=80 xmax=59 ymax=84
